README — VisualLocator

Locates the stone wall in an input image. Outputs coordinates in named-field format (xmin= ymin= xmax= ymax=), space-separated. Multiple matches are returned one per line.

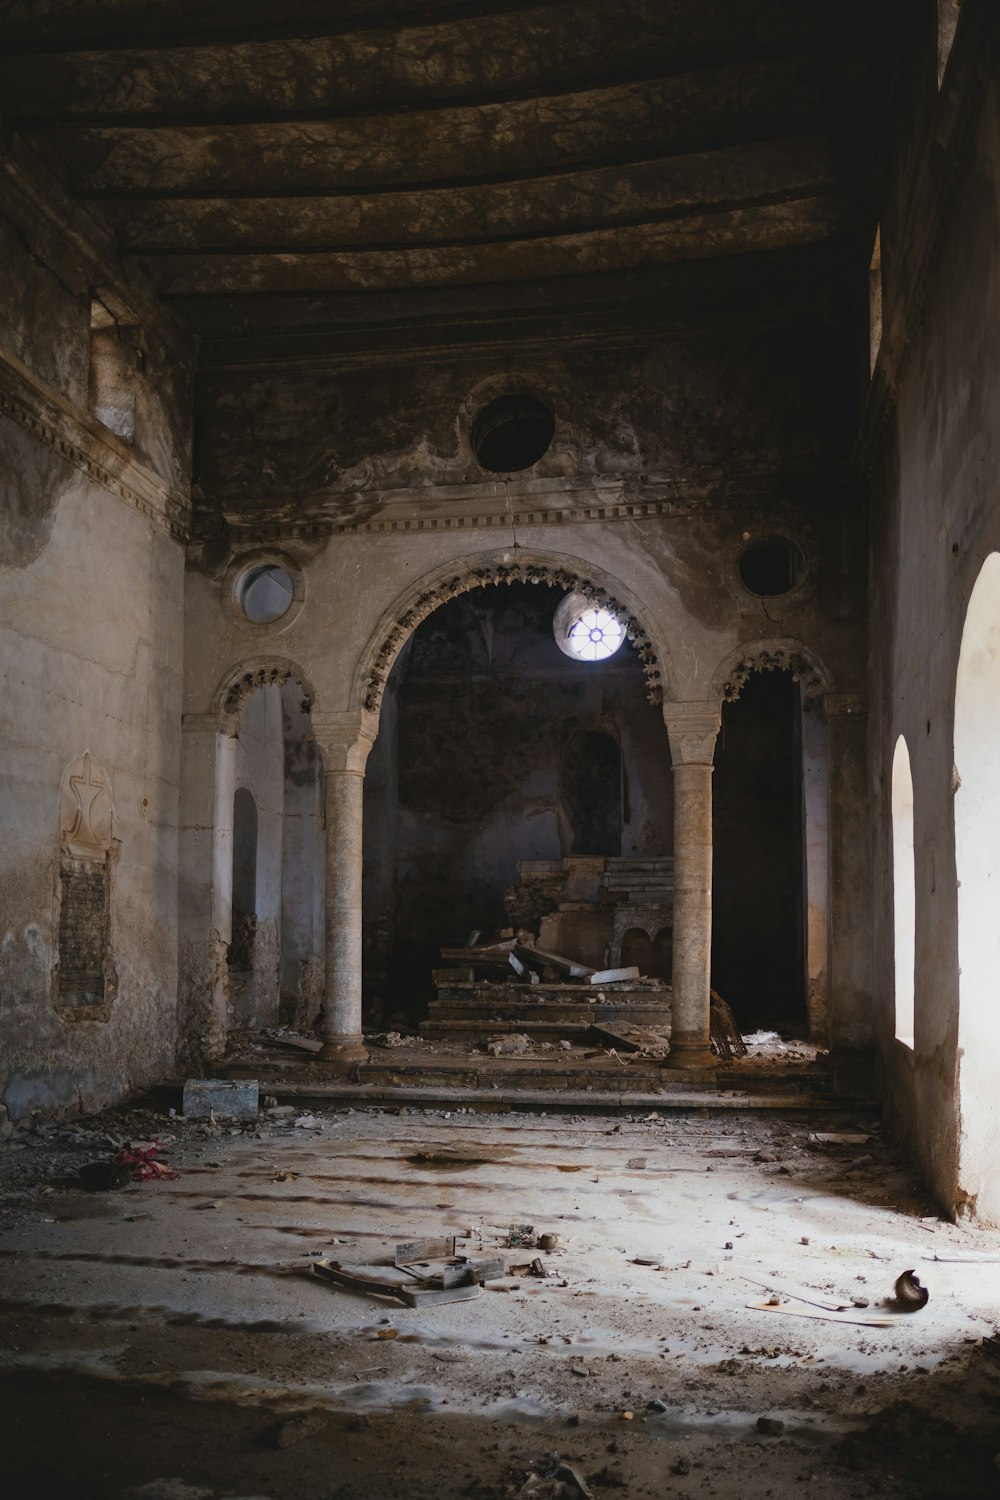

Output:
xmin=0 ymin=157 xmax=193 ymax=1121
xmin=867 ymin=3 xmax=1000 ymax=1216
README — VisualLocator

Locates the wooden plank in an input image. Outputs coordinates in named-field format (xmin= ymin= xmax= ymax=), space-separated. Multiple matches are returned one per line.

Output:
xmin=312 ymin=1259 xmax=481 ymax=1307
xmin=395 ymin=1237 xmax=456 ymax=1266
xmin=514 ymin=943 xmax=593 ymax=978
xmin=746 ymin=1300 xmax=894 ymax=1328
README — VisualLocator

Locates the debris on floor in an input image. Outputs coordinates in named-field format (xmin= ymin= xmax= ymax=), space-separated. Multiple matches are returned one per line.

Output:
xmin=4 ymin=1102 xmax=1000 ymax=1500
xmin=710 ymin=990 xmax=747 ymax=1059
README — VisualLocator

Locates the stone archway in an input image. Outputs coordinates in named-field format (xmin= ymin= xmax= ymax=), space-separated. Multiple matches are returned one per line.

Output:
xmin=352 ymin=549 xmax=670 ymax=720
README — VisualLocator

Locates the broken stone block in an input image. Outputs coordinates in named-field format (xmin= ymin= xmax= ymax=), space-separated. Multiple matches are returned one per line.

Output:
xmin=486 ymin=1033 xmax=532 ymax=1056
xmin=182 ymin=1079 xmax=259 ymax=1122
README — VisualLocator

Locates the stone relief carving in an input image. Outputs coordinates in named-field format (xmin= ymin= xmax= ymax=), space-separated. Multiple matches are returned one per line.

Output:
xmin=57 ymin=751 xmax=117 ymax=1018
xmin=363 ymin=560 xmax=662 ymax=712
xmin=60 ymin=751 xmax=114 ymax=859
xmin=720 ymin=645 xmax=827 ymax=704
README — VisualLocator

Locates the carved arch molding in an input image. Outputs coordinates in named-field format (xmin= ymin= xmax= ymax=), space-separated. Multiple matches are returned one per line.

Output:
xmin=363 ymin=561 xmax=663 ymax=713
xmin=220 ymin=661 xmax=314 ymax=733
xmin=717 ymin=643 xmax=830 ymax=704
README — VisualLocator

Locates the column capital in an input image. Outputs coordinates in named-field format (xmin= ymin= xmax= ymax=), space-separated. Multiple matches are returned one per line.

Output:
xmin=824 ymin=691 xmax=868 ymax=719
xmin=662 ymin=701 xmax=722 ymax=766
xmin=312 ymin=710 xmax=378 ymax=773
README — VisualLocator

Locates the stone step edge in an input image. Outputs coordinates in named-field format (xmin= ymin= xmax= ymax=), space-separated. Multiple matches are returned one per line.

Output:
xmin=227 ymin=1081 xmax=876 ymax=1113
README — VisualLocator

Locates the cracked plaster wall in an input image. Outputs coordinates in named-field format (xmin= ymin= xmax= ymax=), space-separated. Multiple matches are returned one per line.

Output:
xmin=869 ymin=32 xmax=1000 ymax=1218
xmin=0 ymin=193 xmax=192 ymax=1121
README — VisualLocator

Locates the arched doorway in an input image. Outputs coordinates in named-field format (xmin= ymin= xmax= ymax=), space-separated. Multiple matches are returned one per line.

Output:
xmin=954 ymin=552 xmax=1000 ymax=1221
xmin=362 ymin=582 xmax=668 ymax=1024
xmin=223 ymin=675 xmax=324 ymax=1034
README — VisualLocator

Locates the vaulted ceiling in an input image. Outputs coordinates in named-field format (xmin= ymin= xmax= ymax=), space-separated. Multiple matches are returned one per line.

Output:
xmin=0 ymin=0 xmax=886 ymax=364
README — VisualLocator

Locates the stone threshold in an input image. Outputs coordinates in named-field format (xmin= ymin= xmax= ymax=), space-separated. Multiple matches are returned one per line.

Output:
xmin=217 ymin=1080 xmax=874 ymax=1115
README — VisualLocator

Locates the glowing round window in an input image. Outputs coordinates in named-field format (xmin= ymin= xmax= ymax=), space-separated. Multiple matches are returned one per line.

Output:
xmin=553 ymin=592 xmax=625 ymax=662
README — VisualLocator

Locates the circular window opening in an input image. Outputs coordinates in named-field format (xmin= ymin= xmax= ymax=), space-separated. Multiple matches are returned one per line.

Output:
xmin=738 ymin=537 xmax=805 ymax=597
xmin=238 ymin=564 xmax=295 ymax=624
xmin=471 ymin=393 xmax=555 ymax=473
xmin=553 ymin=591 xmax=626 ymax=662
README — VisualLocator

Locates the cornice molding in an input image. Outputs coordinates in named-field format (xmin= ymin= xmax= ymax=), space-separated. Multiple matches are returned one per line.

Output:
xmin=0 ymin=344 xmax=191 ymax=542
xmin=199 ymin=462 xmax=852 ymax=545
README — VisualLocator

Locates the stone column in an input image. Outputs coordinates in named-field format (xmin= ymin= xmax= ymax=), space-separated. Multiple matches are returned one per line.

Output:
xmin=312 ymin=714 xmax=377 ymax=1066
xmin=824 ymin=692 xmax=874 ymax=1054
xmin=662 ymin=702 xmax=722 ymax=1069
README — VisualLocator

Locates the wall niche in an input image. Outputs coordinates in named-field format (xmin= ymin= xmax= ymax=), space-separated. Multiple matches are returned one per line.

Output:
xmin=56 ymin=751 xmax=117 ymax=1019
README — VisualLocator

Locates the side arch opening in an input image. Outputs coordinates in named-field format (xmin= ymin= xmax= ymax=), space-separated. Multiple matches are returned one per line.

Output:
xmin=954 ymin=552 xmax=1000 ymax=1220
xmin=891 ymin=736 xmax=915 ymax=1048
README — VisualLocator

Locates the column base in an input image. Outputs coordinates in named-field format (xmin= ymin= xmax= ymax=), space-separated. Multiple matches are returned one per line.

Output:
xmin=664 ymin=1038 xmax=716 ymax=1070
xmin=315 ymin=1035 xmax=368 ymax=1068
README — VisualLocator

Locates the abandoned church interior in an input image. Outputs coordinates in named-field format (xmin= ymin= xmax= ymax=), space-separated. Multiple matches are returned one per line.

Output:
xmin=4 ymin=1 xmax=1000 ymax=1495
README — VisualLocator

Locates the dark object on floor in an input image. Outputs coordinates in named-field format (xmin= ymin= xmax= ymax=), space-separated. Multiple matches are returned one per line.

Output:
xmin=78 ymin=1160 xmax=132 ymax=1191
xmin=893 ymin=1268 xmax=930 ymax=1309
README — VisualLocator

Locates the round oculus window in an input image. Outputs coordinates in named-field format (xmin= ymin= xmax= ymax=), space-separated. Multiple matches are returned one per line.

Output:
xmin=471 ymin=393 xmax=555 ymax=473
xmin=738 ymin=536 xmax=805 ymax=597
xmin=553 ymin=591 xmax=626 ymax=662
xmin=238 ymin=563 xmax=295 ymax=624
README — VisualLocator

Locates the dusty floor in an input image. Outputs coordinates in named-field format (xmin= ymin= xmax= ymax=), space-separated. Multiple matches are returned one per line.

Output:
xmin=2 ymin=1102 xmax=1000 ymax=1499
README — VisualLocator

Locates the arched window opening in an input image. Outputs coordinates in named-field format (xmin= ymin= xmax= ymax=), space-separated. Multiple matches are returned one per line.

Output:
xmin=954 ymin=552 xmax=1000 ymax=1220
xmin=891 ymin=735 xmax=915 ymax=1048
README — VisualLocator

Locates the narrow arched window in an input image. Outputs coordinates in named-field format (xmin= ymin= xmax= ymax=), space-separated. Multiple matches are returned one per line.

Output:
xmin=891 ymin=736 xmax=915 ymax=1047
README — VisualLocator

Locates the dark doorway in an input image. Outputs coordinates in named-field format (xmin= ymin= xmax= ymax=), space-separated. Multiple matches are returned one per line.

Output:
xmin=711 ymin=670 xmax=805 ymax=1029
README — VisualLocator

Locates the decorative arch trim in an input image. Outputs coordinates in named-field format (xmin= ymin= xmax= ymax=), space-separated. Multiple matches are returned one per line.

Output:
xmin=711 ymin=638 xmax=834 ymax=705
xmin=213 ymin=656 xmax=317 ymax=734
xmin=354 ymin=550 xmax=667 ymax=714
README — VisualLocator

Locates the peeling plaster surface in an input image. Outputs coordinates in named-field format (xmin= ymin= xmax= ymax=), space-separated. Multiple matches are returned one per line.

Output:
xmin=0 ymin=201 xmax=192 ymax=1120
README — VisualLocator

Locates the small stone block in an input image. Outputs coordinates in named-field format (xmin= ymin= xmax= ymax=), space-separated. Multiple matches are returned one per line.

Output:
xmin=182 ymin=1078 xmax=260 ymax=1121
